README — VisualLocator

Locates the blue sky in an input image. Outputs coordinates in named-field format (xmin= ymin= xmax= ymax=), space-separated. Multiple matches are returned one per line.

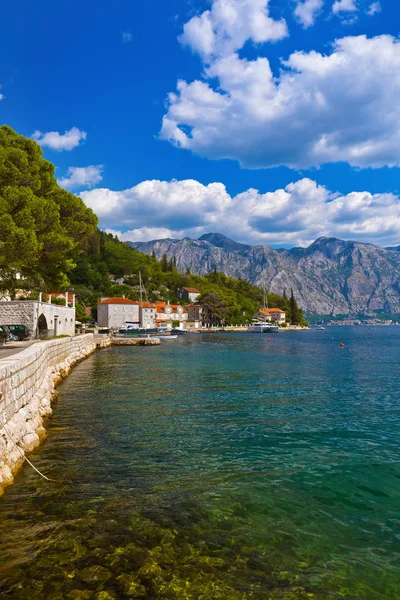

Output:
xmin=1 ymin=0 xmax=400 ymax=247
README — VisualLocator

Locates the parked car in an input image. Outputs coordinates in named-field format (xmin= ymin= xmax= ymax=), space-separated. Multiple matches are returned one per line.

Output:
xmin=0 ymin=325 xmax=11 ymax=344
xmin=5 ymin=324 xmax=31 ymax=341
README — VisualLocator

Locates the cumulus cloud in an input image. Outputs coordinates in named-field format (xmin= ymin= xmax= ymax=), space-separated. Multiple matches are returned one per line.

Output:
xmin=161 ymin=34 xmax=400 ymax=169
xmin=367 ymin=1 xmax=381 ymax=15
xmin=122 ymin=31 xmax=132 ymax=42
xmin=79 ymin=178 xmax=400 ymax=248
xmin=332 ymin=0 xmax=357 ymax=13
xmin=58 ymin=165 xmax=103 ymax=190
xmin=32 ymin=127 xmax=87 ymax=151
xmin=294 ymin=0 xmax=324 ymax=28
xmin=179 ymin=0 xmax=288 ymax=59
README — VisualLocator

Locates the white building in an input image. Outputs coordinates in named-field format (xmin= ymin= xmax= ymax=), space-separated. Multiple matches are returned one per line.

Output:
xmin=253 ymin=308 xmax=286 ymax=324
xmin=98 ymin=298 xmax=139 ymax=329
xmin=176 ymin=287 xmax=201 ymax=303
xmin=0 ymin=293 xmax=76 ymax=338
xmin=97 ymin=298 xmax=156 ymax=329
xmin=156 ymin=302 xmax=188 ymax=328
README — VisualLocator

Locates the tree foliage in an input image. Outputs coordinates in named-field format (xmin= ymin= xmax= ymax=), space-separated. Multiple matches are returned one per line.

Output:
xmin=0 ymin=126 xmax=97 ymax=297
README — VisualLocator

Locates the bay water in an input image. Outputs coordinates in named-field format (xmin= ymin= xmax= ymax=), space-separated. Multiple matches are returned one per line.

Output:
xmin=1 ymin=328 xmax=400 ymax=599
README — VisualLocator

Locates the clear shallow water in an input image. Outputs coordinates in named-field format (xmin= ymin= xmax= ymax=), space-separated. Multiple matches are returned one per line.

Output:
xmin=1 ymin=328 xmax=400 ymax=599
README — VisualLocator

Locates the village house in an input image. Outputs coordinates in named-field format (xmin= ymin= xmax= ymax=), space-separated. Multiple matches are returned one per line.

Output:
xmin=156 ymin=302 xmax=188 ymax=328
xmin=176 ymin=287 xmax=201 ymax=303
xmin=187 ymin=303 xmax=204 ymax=329
xmin=253 ymin=308 xmax=286 ymax=324
xmin=98 ymin=298 xmax=139 ymax=328
xmin=97 ymin=298 xmax=156 ymax=329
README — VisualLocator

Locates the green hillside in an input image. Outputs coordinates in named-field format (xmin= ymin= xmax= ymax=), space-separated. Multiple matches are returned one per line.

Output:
xmin=0 ymin=126 xmax=305 ymax=325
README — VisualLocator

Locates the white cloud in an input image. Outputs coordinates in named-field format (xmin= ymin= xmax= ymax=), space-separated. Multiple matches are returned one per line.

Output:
xmin=58 ymin=165 xmax=103 ymax=190
xmin=294 ymin=0 xmax=324 ymax=28
xmin=122 ymin=31 xmax=132 ymax=43
xmin=79 ymin=178 xmax=400 ymax=248
xmin=161 ymin=35 xmax=400 ymax=169
xmin=32 ymin=127 xmax=87 ymax=151
xmin=179 ymin=0 xmax=288 ymax=60
xmin=332 ymin=0 xmax=357 ymax=13
xmin=367 ymin=1 xmax=381 ymax=15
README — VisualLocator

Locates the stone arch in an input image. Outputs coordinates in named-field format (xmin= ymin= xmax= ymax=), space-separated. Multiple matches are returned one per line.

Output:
xmin=37 ymin=314 xmax=49 ymax=339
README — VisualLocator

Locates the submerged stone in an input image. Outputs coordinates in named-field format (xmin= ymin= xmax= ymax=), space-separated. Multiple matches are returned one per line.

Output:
xmin=116 ymin=574 xmax=147 ymax=597
xmin=80 ymin=565 xmax=112 ymax=585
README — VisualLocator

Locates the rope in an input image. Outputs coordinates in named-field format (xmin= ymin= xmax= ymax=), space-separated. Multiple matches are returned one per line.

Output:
xmin=0 ymin=414 xmax=57 ymax=483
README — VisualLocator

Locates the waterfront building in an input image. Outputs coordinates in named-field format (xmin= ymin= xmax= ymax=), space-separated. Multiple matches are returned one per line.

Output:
xmin=187 ymin=303 xmax=204 ymax=329
xmin=97 ymin=297 xmax=157 ymax=329
xmin=156 ymin=302 xmax=188 ymax=328
xmin=0 ymin=293 xmax=76 ymax=338
xmin=253 ymin=308 xmax=286 ymax=324
xmin=176 ymin=287 xmax=201 ymax=303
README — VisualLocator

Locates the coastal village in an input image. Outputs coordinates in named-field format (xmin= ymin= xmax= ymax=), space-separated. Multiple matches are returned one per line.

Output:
xmin=98 ymin=287 xmax=286 ymax=331
xmin=0 ymin=287 xmax=288 ymax=340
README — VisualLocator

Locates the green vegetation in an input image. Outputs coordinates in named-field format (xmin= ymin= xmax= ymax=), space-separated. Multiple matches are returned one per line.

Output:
xmin=0 ymin=126 xmax=97 ymax=298
xmin=0 ymin=127 xmax=306 ymax=325
xmin=71 ymin=233 xmax=306 ymax=324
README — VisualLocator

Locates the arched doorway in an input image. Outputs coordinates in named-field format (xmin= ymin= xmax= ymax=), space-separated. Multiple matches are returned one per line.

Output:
xmin=37 ymin=314 xmax=48 ymax=339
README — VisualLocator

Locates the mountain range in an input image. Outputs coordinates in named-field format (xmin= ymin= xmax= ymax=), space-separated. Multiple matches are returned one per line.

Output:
xmin=129 ymin=234 xmax=400 ymax=316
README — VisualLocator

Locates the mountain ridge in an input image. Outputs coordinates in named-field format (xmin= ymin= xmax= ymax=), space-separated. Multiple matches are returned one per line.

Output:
xmin=129 ymin=234 xmax=400 ymax=315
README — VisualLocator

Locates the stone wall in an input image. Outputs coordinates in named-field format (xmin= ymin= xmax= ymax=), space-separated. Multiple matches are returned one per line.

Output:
xmin=0 ymin=335 xmax=110 ymax=496
xmin=0 ymin=301 xmax=75 ymax=338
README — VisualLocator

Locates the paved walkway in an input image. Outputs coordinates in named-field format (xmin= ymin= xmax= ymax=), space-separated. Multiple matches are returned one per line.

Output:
xmin=0 ymin=340 xmax=39 ymax=360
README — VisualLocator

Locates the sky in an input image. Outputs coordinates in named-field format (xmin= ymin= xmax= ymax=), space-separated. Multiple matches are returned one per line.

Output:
xmin=1 ymin=0 xmax=400 ymax=248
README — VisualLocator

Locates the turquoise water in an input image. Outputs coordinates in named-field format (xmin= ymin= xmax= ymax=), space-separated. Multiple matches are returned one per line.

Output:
xmin=1 ymin=328 xmax=400 ymax=599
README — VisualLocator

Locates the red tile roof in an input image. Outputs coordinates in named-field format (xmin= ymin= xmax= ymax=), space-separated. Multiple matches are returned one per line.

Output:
xmin=183 ymin=287 xmax=201 ymax=293
xmin=259 ymin=308 xmax=285 ymax=315
xmin=98 ymin=297 xmax=137 ymax=305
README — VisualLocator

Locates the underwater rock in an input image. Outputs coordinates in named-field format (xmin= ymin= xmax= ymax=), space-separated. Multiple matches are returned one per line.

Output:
xmin=67 ymin=590 xmax=93 ymax=600
xmin=80 ymin=565 xmax=112 ymax=586
xmin=116 ymin=574 xmax=147 ymax=597
xmin=94 ymin=592 xmax=117 ymax=600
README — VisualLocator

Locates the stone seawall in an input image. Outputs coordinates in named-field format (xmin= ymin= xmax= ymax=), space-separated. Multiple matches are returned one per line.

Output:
xmin=0 ymin=335 xmax=111 ymax=496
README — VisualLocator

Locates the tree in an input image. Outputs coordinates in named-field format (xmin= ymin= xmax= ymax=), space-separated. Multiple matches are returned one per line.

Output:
xmin=0 ymin=126 xmax=97 ymax=297
xmin=200 ymin=293 xmax=227 ymax=326
xmin=290 ymin=288 xmax=302 ymax=325
xmin=161 ymin=253 xmax=169 ymax=272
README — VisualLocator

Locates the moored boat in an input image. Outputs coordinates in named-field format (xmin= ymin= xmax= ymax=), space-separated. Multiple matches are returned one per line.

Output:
xmin=247 ymin=322 xmax=279 ymax=333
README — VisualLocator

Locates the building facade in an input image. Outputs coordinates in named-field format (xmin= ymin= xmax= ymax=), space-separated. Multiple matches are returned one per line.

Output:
xmin=0 ymin=298 xmax=75 ymax=338
xmin=253 ymin=308 xmax=286 ymax=324
xmin=176 ymin=287 xmax=201 ymax=303
xmin=97 ymin=298 xmax=157 ymax=329
xmin=98 ymin=298 xmax=139 ymax=329
xmin=156 ymin=302 xmax=188 ymax=328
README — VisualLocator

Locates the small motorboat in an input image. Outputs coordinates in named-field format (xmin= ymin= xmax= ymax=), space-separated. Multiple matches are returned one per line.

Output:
xmin=171 ymin=328 xmax=188 ymax=335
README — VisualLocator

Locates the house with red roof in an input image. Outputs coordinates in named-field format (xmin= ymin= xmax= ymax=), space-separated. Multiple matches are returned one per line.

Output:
xmin=176 ymin=287 xmax=201 ymax=303
xmin=156 ymin=302 xmax=188 ymax=328
xmin=97 ymin=297 xmax=156 ymax=329
xmin=253 ymin=307 xmax=286 ymax=324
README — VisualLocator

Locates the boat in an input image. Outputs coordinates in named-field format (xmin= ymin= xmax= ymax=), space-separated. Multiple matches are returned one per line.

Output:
xmin=118 ymin=273 xmax=158 ymax=335
xmin=315 ymin=326 xmax=326 ymax=330
xmin=247 ymin=285 xmax=279 ymax=333
xmin=171 ymin=328 xmax=188 ymax=335
xmin=157 ymin=334 xmax=178 ymax=341
xmin=247 ymin=322 xmax=279 ymax=333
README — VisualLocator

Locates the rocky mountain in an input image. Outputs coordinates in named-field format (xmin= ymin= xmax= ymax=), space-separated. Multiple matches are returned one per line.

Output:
xmin=129 ymin=234 xmax=400 ymax=315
